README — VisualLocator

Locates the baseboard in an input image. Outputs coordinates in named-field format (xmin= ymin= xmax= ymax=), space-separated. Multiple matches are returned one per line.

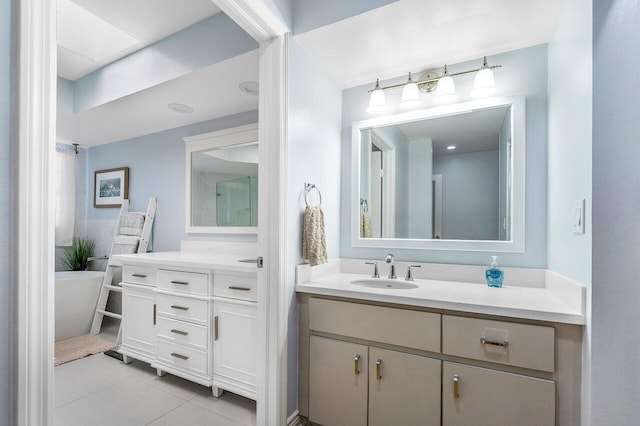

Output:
xmin=287 ymin=411 xmax=305 ymax=426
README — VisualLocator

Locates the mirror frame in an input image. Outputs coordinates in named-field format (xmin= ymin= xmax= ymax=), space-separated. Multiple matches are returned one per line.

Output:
xmin=351 ymin=95 xmax=525 ymax=252
xmin=184 ymin=123 xmax=259 ymax=234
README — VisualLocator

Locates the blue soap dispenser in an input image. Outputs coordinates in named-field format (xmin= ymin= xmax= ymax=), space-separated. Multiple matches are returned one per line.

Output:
xmin=486 ymin=256 xmax=504 ymax=288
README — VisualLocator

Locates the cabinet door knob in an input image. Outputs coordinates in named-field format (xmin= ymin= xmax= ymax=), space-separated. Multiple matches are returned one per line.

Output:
xmin=354 ymin=354 xmax=361 ymax=376
xmin=453 ymin=374 xmax=460 ymax=399
xmin=376 ymin=359 xmax=382 ymax=380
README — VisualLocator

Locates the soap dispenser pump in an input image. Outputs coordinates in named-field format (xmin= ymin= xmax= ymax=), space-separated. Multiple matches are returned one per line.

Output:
xmin=486 ymin=256 xmax=504 ymax=288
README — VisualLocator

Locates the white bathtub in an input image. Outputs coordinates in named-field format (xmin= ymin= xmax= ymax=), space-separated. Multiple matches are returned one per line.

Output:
xmin=55 ymin=271 xmax=104 ymax=342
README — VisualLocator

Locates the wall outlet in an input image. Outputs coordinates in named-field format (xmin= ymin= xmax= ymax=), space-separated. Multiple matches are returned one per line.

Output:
xmin=572 ymin=199 xmax=585 ymax=235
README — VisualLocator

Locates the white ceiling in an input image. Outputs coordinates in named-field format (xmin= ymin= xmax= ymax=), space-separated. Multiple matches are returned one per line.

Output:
xmin=57 ymin=0 xmax=221 ymax=80
xmin=295 ymin=0 xmax=563 ymax=89
xmin=384 ymin=106 xmax=509 ymax=156
xmin=57 ymin=50 xmax=259 ymax=146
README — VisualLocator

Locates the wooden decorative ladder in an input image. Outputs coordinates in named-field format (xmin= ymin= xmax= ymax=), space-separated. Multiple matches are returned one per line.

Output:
xmin=90 ymin=197 xmax=157 ymax=343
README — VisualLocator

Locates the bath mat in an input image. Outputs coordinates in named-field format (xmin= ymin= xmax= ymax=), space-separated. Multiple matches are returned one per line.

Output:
xmin=54 ymin=334 xmax=118 ymax=367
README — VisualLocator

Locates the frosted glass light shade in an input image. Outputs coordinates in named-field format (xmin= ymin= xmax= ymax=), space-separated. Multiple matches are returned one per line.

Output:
xmin=435 ymin=75 xmax=456 ymax=104
xmin=367 ymin=88 xmax=387 ymax=114
xmin=399 ymin=81 xmax=420 ymax=109
xmin=471 ymin=67 xmax=496 ymax=97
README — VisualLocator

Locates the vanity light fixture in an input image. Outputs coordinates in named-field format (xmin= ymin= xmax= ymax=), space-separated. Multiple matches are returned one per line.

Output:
xmin=471 ymin=56 xmax=497 ymax=98
xmin=367 ymin=79 xmax=388 ymax=114
xmin=446 ymin=145 xmax=457 ymax=150
xmin=399 ymin=72 xmax=420 ymax=109
xmin=434 ymin=65 xmax=456 ymax=104
xmin=366 ymin=56 xmax=501 ymax=113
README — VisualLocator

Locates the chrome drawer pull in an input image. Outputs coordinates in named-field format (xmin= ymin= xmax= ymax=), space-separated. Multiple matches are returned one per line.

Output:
xmin=171 ymin=280 xmax=189 ymax=285
xmin=131 ymin=273 xmax=147 ymax=278
xmin=170 ymin=305 xmax=189 ymax=311
xmin=170 ymin=352 xmax=189 ymax=360
xmin=480 ymin=337 xmax=509 ymax=348
xmin=228 ymin=286 xmax=251 ymax=291
xmin=170 ymin=329 xmax=188 ymax=336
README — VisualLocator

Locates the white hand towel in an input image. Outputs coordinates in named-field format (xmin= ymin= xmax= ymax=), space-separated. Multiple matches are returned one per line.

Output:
xmin=302 ymin=205 xmax=328 ymax=266
xmin=119 ymin=212 xmax=145 ymax=236
xmin=110 ymin=235 xmax=141 ymax=256
xmin=360 ymin=213 xmax=372 ymax=238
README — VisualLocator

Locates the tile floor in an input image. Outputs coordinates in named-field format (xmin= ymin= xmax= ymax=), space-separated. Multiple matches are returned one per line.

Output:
xmin=54 ymin=352 xmax=257 ymax=426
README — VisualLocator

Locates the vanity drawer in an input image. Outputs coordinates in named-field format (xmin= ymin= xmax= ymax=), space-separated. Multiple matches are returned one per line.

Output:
xmin=157 ymin=269 xmax=209 ymax=296
xmin=156 ymin=340 xmax=208 ymax=377
xmin=442 ymin=315 xmax=555 ymax=372
xmin=156 ymin=293 xmax=209 ymax=325
xmin=309 ymin=298 xmax=440 ymax=353
xmin=122 ymin=265 xmax=156 ymax=286
xmin=213 ymin=272 xmax=257 ymax=302
xmin=156 ymin=316 xmax=209 ymax=352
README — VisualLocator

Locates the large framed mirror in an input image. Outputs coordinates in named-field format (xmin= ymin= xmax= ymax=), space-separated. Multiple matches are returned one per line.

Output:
xmin=352 ymin=95 xmax=525 ymax=252
xmin=184 ymin=123 xmax=259 ymax=234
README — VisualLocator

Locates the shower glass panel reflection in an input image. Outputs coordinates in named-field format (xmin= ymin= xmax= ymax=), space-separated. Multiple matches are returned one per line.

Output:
xmin=216 ymin=176 xmax=258 ymax=226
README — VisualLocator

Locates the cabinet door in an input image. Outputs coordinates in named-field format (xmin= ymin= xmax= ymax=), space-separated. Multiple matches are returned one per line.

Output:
xmin=213 ymin=301 xmax=258 ymax=386
xmin=368 ymin=348 xmax=441 ymax=426
xmin=121 ymin=283 xmax=156 ymax=357
xmin=442 ymin=362 xmax=555 ymax=426
xmin=309 ymin=336 xmax=368 ymax=426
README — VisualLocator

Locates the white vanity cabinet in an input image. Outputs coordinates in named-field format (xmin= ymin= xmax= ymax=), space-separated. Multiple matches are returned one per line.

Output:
xmin=300 ymin=296 xmax=579 ymax=426
xmin=121 ymin=281 xmax=156 ymax=363
xmin=212 ymin=270 xmax=259 ymax=399
xmin=118 ymin=258 xmax=258 ymax=400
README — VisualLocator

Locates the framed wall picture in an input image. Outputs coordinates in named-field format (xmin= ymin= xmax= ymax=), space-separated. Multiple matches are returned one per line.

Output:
xmin=94 ymin=167 xmax=129 ymax=208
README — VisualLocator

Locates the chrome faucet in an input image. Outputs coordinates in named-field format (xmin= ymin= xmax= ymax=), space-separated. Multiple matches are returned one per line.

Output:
xmin=385 ymin=254 xmax=397 ymax=279
xmin=365 ymin=261 xmax=380 ymax=278
xmin=405 ymin=264 xmax=422 ymax=281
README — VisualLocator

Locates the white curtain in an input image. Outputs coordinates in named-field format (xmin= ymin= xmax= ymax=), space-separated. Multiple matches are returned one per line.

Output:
xmin=55 ymin=148 xmax=76 ymax=246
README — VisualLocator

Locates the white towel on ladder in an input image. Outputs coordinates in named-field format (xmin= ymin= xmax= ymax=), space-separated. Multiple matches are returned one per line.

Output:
xmin=302 ymin=205 xmax=328 ymax=266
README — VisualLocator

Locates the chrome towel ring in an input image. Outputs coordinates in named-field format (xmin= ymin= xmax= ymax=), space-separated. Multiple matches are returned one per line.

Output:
xmin=304 ymin=183 xmax=322 ymax=206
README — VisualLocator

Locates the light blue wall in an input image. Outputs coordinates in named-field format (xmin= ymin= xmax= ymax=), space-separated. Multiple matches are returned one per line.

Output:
xmin=73 ymin=14 xmax=258 ymax=112
xmin=293 ymin=0 xmax=399 ymax=34
xmin=0 ymin=0 xmax=10 ymax=423
xmin=57 ymin=77 xmax=73 ymax=114
xmin=433 ymin=150 xmax=500 ymax=240
xmin=546 ymin=1 xmax=593 ymax=424
xmin=547 ymin=0 xmax=592 ymax=286
xmin=592 ymin=0 xmax=640 ymax=424
xmin=85 ymin=110 xmax=258 ymax=253
xmin=264 ymin=0 xmax=292 ymax=30
xmin=341 ymin=44 xmax=548 ymax=267
xmin=287 ymin=39 xmax=342 ymax=416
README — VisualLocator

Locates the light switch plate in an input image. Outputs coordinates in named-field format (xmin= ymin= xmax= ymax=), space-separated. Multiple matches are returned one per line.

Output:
xmin=572 ymin=199 xmax=585 ymax=234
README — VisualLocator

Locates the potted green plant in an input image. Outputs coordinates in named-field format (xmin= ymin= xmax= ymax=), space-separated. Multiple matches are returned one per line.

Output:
xmin=60 ymin=238 xmax=96 ymax=271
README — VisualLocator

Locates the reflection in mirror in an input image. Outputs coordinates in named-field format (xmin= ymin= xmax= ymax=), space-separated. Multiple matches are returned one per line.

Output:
xmin=359 ymin=105 xmax=511 ymax=241
xmin=191 ymin=142 xmax=258 ymax=227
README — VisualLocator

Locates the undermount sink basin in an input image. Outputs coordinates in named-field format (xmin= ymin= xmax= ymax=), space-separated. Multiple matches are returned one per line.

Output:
xmin=351 ymin=279 xmax=418 ymax=290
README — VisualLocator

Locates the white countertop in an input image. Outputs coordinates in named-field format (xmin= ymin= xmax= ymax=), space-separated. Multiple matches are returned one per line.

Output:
xmin=296 ymin=271 xmax=585 ymax=325
xmin=113 ymin=251 xmax=258 ymax=274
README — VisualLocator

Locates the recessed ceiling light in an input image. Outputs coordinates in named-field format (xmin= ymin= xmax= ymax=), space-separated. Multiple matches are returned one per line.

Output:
xmin=239 ymin=81 xmax=259 ymax=96
xmin=168 ymin=103 xmax=194 ymax=114
xmin=446 ymin=145 xmax=457 ymax=150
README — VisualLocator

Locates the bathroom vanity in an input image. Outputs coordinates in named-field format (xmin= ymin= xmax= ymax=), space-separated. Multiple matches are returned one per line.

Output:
xmin=296 ymin=260 xmax=585 ymax=426
xmin=114 ymin=247 xmax=259 ymax=400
